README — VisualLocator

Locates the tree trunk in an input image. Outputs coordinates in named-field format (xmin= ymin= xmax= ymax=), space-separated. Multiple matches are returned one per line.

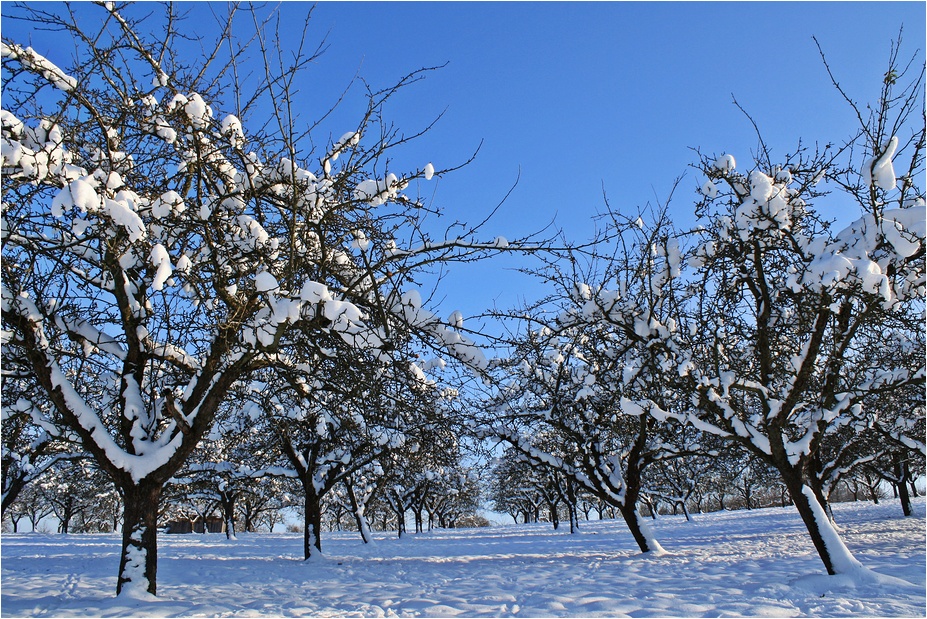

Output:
xmin=548 ymin=501 xmax=560 ymax=530
xmin=893 ymin=454 xmax=913 ymax=517
xmin=346 ymin=484 xmax=373 ymax=544
xmin=617 ymin=501 xmax=664 ymax=553
xmin=620 ymin=447 xmax=664 ymax=553
xmin=242 ymin=501 xmax=256 ymax=532
xmin=58 ymin=496 xmax=75 ymax=534
xmin=566 ymin=482 xmax=580 ymax=534
xmin=782 ymin=473 xmax=863 ymax=576
xmin=568 ymin=502 xmax=580 ymax=534
xmin=117 ymin=482 xmax=162 ymax=596
xmin=303 ymin=488 xmax=323 ymax=560
xmin=395 ymin=505 xmax=406 ymax=538
xmin=1 ymin=476 xmax=27 ymax=517
xmin=220 ymin=491 xmax=237 ymax=540
xmin=809 ymin=477 xmax=836 ymax=524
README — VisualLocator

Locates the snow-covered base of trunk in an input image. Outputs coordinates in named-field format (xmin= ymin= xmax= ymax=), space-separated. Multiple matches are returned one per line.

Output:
xmin=620 ymin=504 xmax=667 ymax=555
xmin=303 ymin=496 xmax=324 ymax=561
xmin=793 ymin=486 xmax=916 ymax=589
xmin=116 ymin=483 xmax=162 ymax=597
xmin=800 ymin=486 xmax=863 ymax=573
xmin=355 ymin=511 xmax=375 ymax=545
xmin=225 ymin=516 xmax=237 ymax=541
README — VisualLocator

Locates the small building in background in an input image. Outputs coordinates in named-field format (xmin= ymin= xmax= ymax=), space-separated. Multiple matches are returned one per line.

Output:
xmin=164 ymin=516 xmax=225 ymax=534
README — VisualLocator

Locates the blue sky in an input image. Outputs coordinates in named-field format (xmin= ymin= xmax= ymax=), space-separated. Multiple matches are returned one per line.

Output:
xmin=302 ymin=2 xmax=925 ymax=324
xmin=3 ymin=2 xmax=925 ymax=323
xmin=278 ymin=2 xmax=926 ymax=322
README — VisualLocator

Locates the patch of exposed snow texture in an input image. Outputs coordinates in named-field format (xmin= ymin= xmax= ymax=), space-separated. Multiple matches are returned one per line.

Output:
xmin=149 ymin=244 xmax=172 ymax=291
xmin=713 ymin=153 xmax=736 ymax=172
xmin=254 ymin=271 xmax=278 ymax=293
xmin=1 ymin=43 xmax=77 ymax=91
xmin=863 ymin=136 xmax=899 ymax=191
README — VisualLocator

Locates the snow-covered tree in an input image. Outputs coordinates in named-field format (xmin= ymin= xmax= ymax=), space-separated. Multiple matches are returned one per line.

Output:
xmin=488 ymin=448 xmax=546 ymax=524
xmin=340 ymin=464 xmax=384 ymax=543
xmin=682 ymin=39 xmax=924 ymax=575
xmin=255 ymin=358 xmax=413 ymax=559
xmin=1 ymin=3 xmax=538 ymax=595
xmin=378 ymin=415 xmax=463 ymax=538
xmin=423 ymin=465 xmax=483 ymax=529
xmin=36 ymin=458 xmax=111 ymax=534
xmin=1 ymin=346 xmax=83 ymax=515
xmin=482 ymin=212 xmax=700 ymax=552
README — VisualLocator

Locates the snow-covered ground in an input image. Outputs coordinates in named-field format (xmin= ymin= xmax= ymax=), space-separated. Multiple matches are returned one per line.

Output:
xmin=2 ymin=498 xmax=924 ymax=617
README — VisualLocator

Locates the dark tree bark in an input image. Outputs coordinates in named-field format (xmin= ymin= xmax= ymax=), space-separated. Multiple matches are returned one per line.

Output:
xmin=395 ymin=505 xmax=406 ymax=538
xmin=893 ymin=453 xmax=913 ymax=517
xmin=117 ymin=482 xmax=162 ymax=596
xmin=219 ymin=490 xmax=237 ymax=539
xmin=2 ymin=473 xmax=28 ymax=517
xmin=302 ymin=486 xmax=323 ymax=559
xmin=566 ymin=481 xmax=580 ymax=534
xmin=781 ymin=472 xmax=840 ymax=576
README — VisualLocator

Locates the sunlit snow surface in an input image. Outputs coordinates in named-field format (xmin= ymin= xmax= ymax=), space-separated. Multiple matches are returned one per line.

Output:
xmin=2 ymin=499 xmax=923 ymax=617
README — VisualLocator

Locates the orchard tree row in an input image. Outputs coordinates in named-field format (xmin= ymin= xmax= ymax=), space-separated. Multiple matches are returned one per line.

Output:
xmin=4 ymin=435 xmax=483 ymax=540
xmin=1 ymin=1 xmax=924 ymax=598
xmin=488 ymin=441 xmax=924 ymax=529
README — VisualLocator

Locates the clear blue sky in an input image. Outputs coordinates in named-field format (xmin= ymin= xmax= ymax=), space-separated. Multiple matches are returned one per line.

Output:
xmin=283 ymin=2 xmax=926 ymax=322
xmin=3 ymin=2 xmax=925 ymax=323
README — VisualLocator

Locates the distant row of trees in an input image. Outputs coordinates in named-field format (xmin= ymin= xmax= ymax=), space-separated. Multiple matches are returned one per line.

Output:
xmin=6 ymin=426 xmax=919 ymax=536
xmin=1 ymin=1 xmax=923 ymax=599
xmin=3 ymin=452 xmax=485 ymax=537
xmin=488 ymin=444 xmax=924 ymax=528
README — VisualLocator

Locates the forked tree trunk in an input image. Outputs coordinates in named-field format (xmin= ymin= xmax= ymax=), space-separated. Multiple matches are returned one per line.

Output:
xmin=117 ymin=481 xmax=162 ymax=596
xmin=564 ymin=481 xmax=580 ymax=534
xmin=413 ymin=506 xmax=424 ymax=533
xmin=393 ymin=503 xmax=406 ymax=538
xmin=243 ymin=506 xmax=256 ymax=533
xmin=346 ymin=484 xmax=373 ymax=544
xmin=58 ymin=497 xmax=76 ymax=534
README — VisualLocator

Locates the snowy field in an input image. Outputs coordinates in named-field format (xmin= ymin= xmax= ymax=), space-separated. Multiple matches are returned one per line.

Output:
xmin=2 ymin=498 xmax=924 ymax=618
